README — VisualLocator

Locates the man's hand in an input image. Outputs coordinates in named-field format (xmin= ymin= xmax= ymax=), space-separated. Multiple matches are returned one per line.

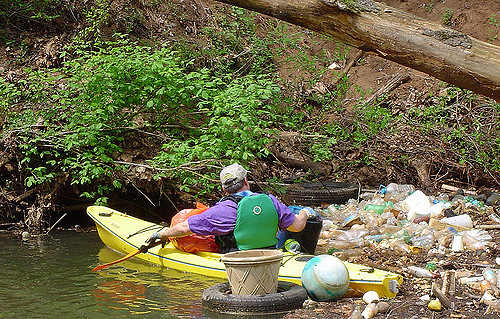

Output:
xmin=302 ymin=207 xmax=318 ymax=219
xmin=146 ymin=232 xmax=162 ymax=245
xmin=142 ymin=231 xmax=169 ymax=252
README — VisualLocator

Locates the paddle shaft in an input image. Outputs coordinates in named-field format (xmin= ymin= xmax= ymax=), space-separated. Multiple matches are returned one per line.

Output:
xmin=92 ymin=240 xmax=164 ymax=271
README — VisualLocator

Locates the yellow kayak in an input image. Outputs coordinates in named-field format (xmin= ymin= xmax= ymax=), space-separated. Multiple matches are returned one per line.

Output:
xmin=87 ymin=205 xmax=403 ymax=298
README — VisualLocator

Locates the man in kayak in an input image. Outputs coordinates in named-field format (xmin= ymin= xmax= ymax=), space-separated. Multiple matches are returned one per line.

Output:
xmin=145 ymin=163 xmax=315 ymax=252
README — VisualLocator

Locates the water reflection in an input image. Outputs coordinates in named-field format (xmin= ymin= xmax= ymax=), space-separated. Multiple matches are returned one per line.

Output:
xmin=94 ymin=247 xmax=225 ymax=317
xmin=0 ymin=231 xmax=287 ymax=319
xmin=0 ymin=231 xmax=225 ymax=318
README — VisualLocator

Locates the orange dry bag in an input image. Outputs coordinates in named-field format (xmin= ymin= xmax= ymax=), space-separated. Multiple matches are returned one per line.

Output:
xmin=169 ymin=202 xmax=219 ymax=253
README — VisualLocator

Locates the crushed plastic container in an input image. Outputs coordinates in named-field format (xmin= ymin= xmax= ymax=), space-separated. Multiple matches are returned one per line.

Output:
xmin=451 ymin=235 xmax=464 ymax=251
xmin=462 ymin=230 xmax=492 ymax=251
xmin=336 ymin=228 xmax=369 ymax=247
xmin=410 ymin=233 xmax=434 ymax=249
xmin=387 ymin=238 xmax=411 ymax=253
xmin=440 ymin=214 xmax=473 ymax=229
xmin=429 ymin=202 xmax=446 ymax=218
xmin=403 ymin=190 xmax=431 ymax=221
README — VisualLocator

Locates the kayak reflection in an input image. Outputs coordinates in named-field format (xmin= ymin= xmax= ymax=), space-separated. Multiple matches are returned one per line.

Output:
xmin=93 ymin=247 xmax=225 ymax=317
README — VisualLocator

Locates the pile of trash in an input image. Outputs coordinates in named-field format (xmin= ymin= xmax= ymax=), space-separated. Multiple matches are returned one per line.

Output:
xmin=313 ymin=183 xmax=500 ymax=315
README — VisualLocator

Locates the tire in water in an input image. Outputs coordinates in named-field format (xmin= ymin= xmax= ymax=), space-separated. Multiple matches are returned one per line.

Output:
xmin=285 ymin=182 xmax=359 ymax=206
xmin=202 ymin=281 xmax=308 ymax=315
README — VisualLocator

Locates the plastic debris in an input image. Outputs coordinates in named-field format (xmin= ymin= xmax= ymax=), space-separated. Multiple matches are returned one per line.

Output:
xmin=362 ymin=291 xmax=379 ymax=304
xmin=312 ymin=182 xmax=500 ymax=315
xmin=428 ymin=299 xmax=442 ymax=311
xmin=361 ymin=303 xmax=378 ymax=319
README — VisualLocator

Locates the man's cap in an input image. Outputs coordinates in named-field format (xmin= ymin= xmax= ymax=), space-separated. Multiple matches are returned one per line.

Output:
xmin=220 ymin=163 xmax=248 ymax=188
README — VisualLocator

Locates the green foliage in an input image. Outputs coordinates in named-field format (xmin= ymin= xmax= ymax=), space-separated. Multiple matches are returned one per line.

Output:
xmin=0 ymin=0 xmax=69 ymax=43
xmin=423 ymin=0 xmax=439 ymax=13
xmin=0 ymin=0 xmax=62 ymax=24
xmin=2 ymin=0 xmax=499 ymax=206
xmin=488 ymin=15 xmax=499 ymax=43
xmin=182 ymin=6 xmax=275 ymax=75
xmin=442 ymin=9 xmax=453 ymax=26
xmin=408 ymin=87 xmax=500 ymax=173
xmin=1 ymin=39 xmax=284 ymax=199
xmin=70 ymin=0 xmax=111 ymax=51
xmin=153 ymin=74 xmax=280 ymax=195
xmin=0 ymin=77 xmax=21 ymax=115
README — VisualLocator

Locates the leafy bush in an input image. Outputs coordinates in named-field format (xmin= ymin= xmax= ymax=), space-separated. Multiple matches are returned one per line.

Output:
xmin=2 ymin=39 xmax=282 ymax=200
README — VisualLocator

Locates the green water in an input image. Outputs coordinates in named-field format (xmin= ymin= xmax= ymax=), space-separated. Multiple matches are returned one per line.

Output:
xmin=0 ymin=231 xmax=226 ymax=319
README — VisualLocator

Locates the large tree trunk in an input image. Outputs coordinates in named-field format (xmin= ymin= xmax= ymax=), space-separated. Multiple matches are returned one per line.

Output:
xmin=215 ymin=0 xmax=500 ymax=101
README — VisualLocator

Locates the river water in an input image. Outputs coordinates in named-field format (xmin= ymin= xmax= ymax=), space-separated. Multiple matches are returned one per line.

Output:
xmin=0 ymin=230 xmax=228 ymax=319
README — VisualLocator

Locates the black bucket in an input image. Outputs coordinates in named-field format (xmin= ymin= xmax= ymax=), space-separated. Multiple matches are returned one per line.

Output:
xmin=277 ymin=217 xmax=323 ymax=254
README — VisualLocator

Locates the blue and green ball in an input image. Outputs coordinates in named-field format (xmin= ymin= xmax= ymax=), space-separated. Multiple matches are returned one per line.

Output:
xmin=301 ymin=255 xmax=350 ymax=301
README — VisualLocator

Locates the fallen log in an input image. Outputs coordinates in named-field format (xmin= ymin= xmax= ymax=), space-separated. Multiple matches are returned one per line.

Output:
xmin=215 ymin=0 xmax=500 ymax=101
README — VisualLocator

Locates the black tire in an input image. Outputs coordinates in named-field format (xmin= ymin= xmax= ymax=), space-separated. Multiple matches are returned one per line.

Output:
xmin=285 ymin=182 xmax=359 ymax=206
xmin=202 ymin=281 xmax=308 ymax=315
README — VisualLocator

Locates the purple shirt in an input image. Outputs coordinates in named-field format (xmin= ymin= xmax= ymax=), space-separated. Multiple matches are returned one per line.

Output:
xmin=187 ymin=192 xmax=296 ymax=236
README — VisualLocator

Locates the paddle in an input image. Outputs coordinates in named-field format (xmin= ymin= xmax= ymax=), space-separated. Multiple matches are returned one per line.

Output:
xmin=92 ymin=239 xmax=165 ymax=271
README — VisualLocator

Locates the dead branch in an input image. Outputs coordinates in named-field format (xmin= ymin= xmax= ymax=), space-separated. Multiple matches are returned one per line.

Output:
xmin=365 ymin=74 xmax=411 ymax=104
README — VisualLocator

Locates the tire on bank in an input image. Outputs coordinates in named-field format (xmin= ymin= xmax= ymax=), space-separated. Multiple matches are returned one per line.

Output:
xmin=202 ymin=281 xmax=308 ymax=315
xmin=285 ymin=182 xmax=359 ymax=206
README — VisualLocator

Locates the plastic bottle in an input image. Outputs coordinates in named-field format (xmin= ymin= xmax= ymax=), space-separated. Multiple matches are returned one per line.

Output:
xmin=388 ymin=238 xmax=411 ymax=253
xmin=406 ymin=265 xmax=435 ymax=278
xmin=385 ymin=183 xmax=415 ymax=202
xmin=380 ymin=211 xmax=398 ymax=225
xmin=284 ymin=239 xmax=301 ymax=253
xmin=364 ymin=204 xmax=386 ymax=215
xmin=360 ymin=192 xmax=375 ymax=201
xmin=338 ymin=228 xmax=369 ymax=242
xmin=333 ymin=228 xmax=369 ymax=248
xmin=482 ymin=268 xmax=499 ymax=293
xmin=411 ymin=233 xmax=435 ymax=249
xmin=357 ymin=211 xmax=382 ymax=228
xmin=378 ymin=224 xmax=402 ymax=234
xmin=451 ymin=234 xmax=464 ymax=251
xmin=436 ymin=193 xmax=450 ymax=202
xmin=429 ymin=202 xmax=446 ymax=218
xmin=348 ymin=305 xmax=363 ymax=319
xmin=364 ymin=233 xmax=390 ymax=243
xmin=327 ymin=204 xmax=343 ymax=222
xmin=458 ymin=276 xmax=484 ymax=285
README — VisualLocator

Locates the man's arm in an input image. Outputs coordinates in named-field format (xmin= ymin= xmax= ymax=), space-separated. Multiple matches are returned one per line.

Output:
xmin=286 ymin=209 xmax=310 ymax=232
xmin=156 ymin=220 xmax=193 ymax=239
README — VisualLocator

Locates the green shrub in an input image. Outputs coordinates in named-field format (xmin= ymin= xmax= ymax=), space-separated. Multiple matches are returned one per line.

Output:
xmin=2 ymin=40 xmax=283 ymax=199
